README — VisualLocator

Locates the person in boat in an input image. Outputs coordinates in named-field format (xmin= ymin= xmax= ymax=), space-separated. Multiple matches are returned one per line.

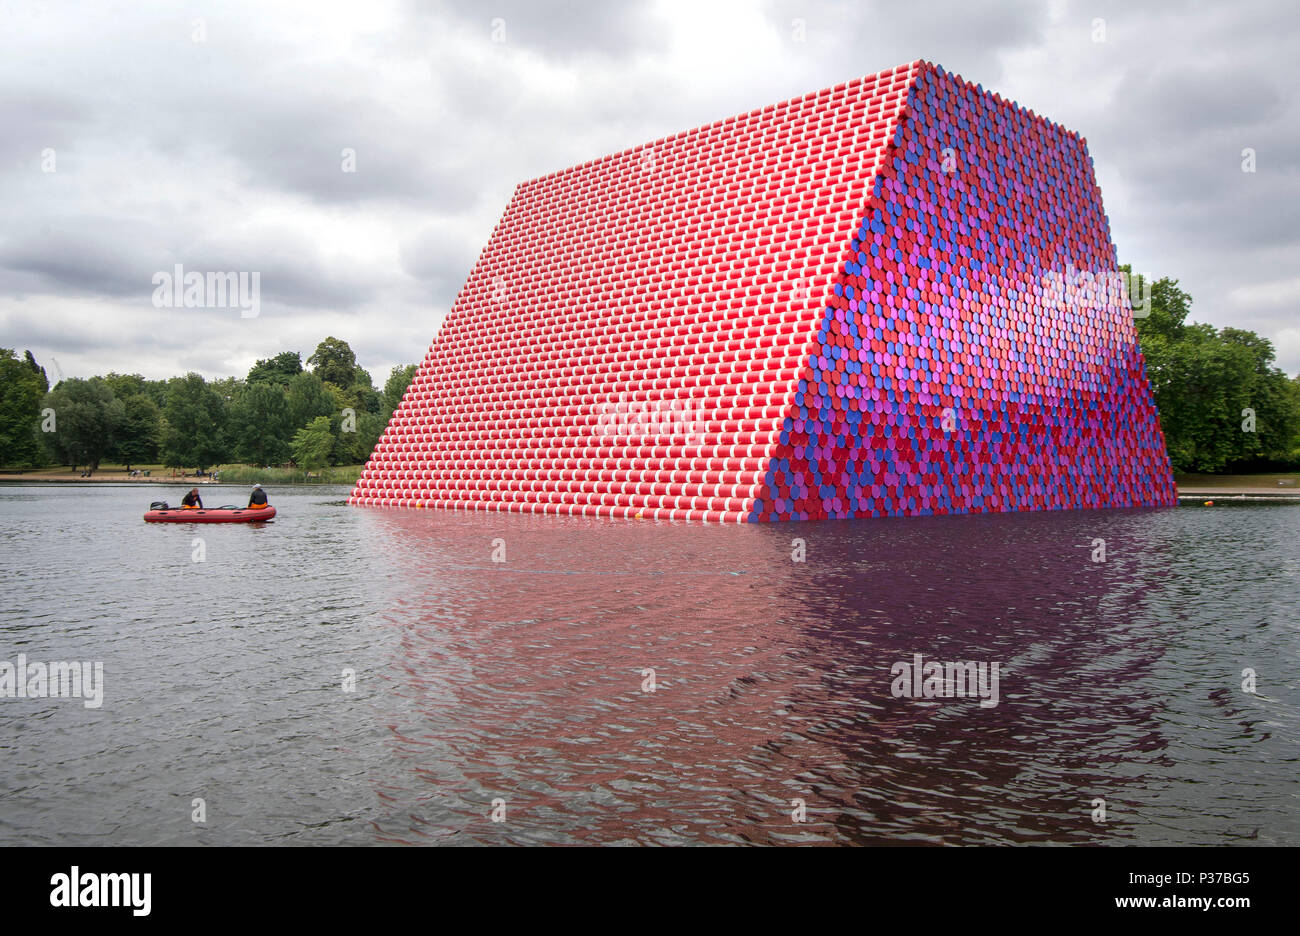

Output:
xmin=181 ymin=488 xmax=203 ymax=509
xmin=247 ymin=484 xmax=269 ymax=509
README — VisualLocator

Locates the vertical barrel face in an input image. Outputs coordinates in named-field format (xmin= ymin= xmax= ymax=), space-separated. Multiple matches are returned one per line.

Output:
xmin=351 ymin=61 xmax=1175 ymax=522
xmin=751 ymin=64 xmax=1176 ymax=521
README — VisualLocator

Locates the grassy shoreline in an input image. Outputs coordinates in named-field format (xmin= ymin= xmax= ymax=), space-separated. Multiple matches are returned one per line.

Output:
xmin=215 ymin=464 xmax=364 ymax=485
xmin=1174 ymin=472 xmax=1298 ymax=492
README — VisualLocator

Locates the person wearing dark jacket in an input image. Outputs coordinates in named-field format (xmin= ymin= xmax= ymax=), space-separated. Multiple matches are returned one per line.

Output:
xmin=181 ymin=488 xmax=203 ymax=509
xmin=248 ymin=484 xmax=269 ymax=508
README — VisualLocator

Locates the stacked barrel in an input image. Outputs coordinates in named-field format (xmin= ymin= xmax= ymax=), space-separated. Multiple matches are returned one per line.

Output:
xmin=351 ymin=61 xmax=1177 ymax=522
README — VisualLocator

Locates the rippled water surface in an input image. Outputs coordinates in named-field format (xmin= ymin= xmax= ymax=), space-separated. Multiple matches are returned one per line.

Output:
xmin=0 ymin=482 xmax=1296 ymax=845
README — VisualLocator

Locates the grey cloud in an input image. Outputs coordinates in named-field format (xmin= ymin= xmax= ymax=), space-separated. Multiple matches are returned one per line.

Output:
xmin=1117 ymin=65 xmax=1284 ymax=136
xmin=0 ymin=308 xmax=120 ymax=356
xmin=0 ymin=218 xmax=166 ymax=300
xmin=875 ymin=0 xmax=1049 ymax=75
xmin=763 ymin=0 xmax=1051 ymax=83
xmin=416 ymin=0 xmax=670 ymax=60
xmin=220 ymin=91 xmax=485 ymax=210
xmin=0 ymin=216 xmax=377 ymax=311
xmin=400 ymin=222 xmax=486 ymax=285
xmin=0 ymin=89 xmax=90 ymax=167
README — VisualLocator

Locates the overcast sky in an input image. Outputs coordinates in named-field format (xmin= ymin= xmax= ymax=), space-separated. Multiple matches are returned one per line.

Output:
xmin=3 ymin=0 xmax=1297 ymax=384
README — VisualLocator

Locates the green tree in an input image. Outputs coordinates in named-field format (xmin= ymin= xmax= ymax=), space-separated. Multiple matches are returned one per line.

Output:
xmin=111 ymin=394 xmax=162 ymax=470
xmin=291 ymin=415 xmax=334 ymax=472
xmin=0 ymin=349 xmax=49 ymax=466
xmin=286 ymin=371 xmax=335 ymax=432
xmin=228 ymin=382 xmax=293 ymax=466
xmin=1130 ymin=271 xmax=1192 ymax=344
xmin=1133 ymin=272 xmax=1300 ymax=472
xmin=322 ymin=384 xmax=355 ymax=465
xmin=246 ymin=351 xmax=303 ymax=387
xmin=307 ymin=337 xmax=357 ymax=389
xmin=102 ymin=372 xmax=147 ymax=400
xmin=1290 ymin=376 xmax=1300 ymax=462
xmin=332 ymin=378 xmax=382 ymax=465
xmin=1144 ymin=324 xmax=1255 ymax=472
xmin=42 ymin=377 xmax=125 ymax=472
xmin=1218 ymin=329 xmax=1300 ymax=469
xmin=161 ymin=373 xmax=227 ymax=472
xmin=24 ymin=351 xmax=49 ymax=392
xmin=382 ymin=363 xmax=417 ymax=416
xmin=338 ymin=410 xmax=386 ymax=463
xmin=210 ymin=376 xmax=243 ymax=408
xmin=141 ymin=378 xmax=170 ymax=409
xmin=347 ymin=365 xmax=383 ymax=416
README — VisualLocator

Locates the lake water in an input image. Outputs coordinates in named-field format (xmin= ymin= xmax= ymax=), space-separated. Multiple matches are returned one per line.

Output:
xmin=0 ymin=482 xmax=1296 ymax=845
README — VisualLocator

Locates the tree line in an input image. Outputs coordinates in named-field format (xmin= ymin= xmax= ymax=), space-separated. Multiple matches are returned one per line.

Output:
xmin=1133 ymin=274 xmax=1300 ymax=472
xmin=0 ymin=337 xmax=417 ymax=474
xmin=3 ymin=277 xmax=1299 ymax=475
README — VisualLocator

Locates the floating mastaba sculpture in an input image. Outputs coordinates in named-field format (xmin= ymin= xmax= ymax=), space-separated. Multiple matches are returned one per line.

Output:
xmin=351 ymin=61 xmax=1176 ymax=522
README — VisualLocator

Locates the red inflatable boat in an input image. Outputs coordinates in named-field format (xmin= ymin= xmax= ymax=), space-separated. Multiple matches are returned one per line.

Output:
xmin=143 ymin=504 xmax=276 ymax=523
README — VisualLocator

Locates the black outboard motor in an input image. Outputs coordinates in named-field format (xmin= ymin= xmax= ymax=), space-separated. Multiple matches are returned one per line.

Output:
xmin=150 ymin=501 xmax=170 ymax=510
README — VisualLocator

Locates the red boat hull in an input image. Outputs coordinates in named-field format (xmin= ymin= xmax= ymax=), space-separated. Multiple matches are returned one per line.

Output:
xmin=144 ymin=505 xmax=276 ymax=523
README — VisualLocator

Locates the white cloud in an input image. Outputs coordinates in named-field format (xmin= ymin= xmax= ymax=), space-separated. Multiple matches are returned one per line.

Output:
xmin=1228 ymin=277 xmax=1300 ymax=309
